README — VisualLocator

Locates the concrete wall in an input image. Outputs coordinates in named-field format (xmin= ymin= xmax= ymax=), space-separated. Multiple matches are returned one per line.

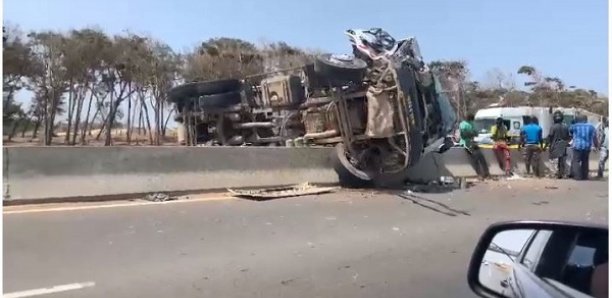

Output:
xmin=420 ymin=147 xmax=605 ymax=179
xmin=378 ymin=147 xmax=606 ymax=187
xmin=3 ymin=146 xmax=338 ymax=202
xmin=3 ymin=145 xmax=606 ymax=202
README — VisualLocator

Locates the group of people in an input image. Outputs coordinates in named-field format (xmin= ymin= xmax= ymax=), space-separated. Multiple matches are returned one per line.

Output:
xmin=458 ymin=111 xmax=609 ymax=180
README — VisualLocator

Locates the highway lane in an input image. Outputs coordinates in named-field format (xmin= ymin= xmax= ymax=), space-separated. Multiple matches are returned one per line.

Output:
xmin=4 ymin=179 xmax=607 ymax=298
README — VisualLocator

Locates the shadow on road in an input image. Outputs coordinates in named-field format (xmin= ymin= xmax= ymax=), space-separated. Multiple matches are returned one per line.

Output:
xmin=397 ymin=192 xmax=471 ymax=217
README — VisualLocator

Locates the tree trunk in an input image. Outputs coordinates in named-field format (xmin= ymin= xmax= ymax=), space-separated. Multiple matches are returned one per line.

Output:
xmin=126 ymin=94 xmax=132 ymax=144
xmin=43 ymin=88 xmax=52 ymax=146
xmin=105 ymin=82 xmax=130 ymax=146
xmin=129 ymin=93 xmax=139 ymax=142
xmin=32 ymin=119 xmax=40 ymax=139
xmin=95 ymin=112 xmax=107 ymax=140
xmin=8 ymin=117 xmax=23 ymax=142
xmin=80 ymin=92 xmax=94 ymax=144
xmin=136 ymin=105 xmax=143 ymax=145
xmin=3 ymin=88 xmax=15 ymax=112
xmin=65 ymin=83 xmax=76 ymax=144
xmin=103 ymin=86 xmax=115 ymax=146
xmin=139 ymin=93 xmax=154 ymax=145
xmin=160 ymin=99 xmax=165 ymax=138
xmin=71 ymin=86 xmax=86 ymax=145
xmin=153 ymin=95 xmax=160 ymax=145
xmin=162 ymin=107 xmax=174 ymax=137
xmin=94 ymin=93 xmax=112 ymax=141
xmin=138 ymin=105 xmax=143 ymax=135
xmin=47 ymin=100 xmax=59 ymax=145
xmin=21 ymin=116 xmax=30 ymax=137
xmin=80 ymin=91 xmax=95 ymax=144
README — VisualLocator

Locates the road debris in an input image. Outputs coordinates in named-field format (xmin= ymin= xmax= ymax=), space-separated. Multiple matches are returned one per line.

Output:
xmin=506 ymin=174 xmax=525 ymax=180
xmin=405 ymin=180 xmax=458 ymax=193
xmin=280 ymin=279 xmax=296 ymax=286
xmin=227 ymin=183 xmax=338 ymax=200
xmin=144 ymin=193 xmax=176 ymax=202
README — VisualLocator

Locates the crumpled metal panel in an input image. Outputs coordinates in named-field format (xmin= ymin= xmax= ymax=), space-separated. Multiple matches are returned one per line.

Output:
xmin=227 ymin=183 xmax=338 ymax=200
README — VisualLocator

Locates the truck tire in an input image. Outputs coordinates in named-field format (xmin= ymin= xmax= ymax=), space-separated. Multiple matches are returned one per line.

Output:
xmin=331 ymin=143 xmax=373 ymax=188
xmin=168 ymin=79 xmax=242 ymax=102
xmin=314 ymin=54 xmax=367 ymax=86
xmin=199 ymin=91 xmax=242 ymax=108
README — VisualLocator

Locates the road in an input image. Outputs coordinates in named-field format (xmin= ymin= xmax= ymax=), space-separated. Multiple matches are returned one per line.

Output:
xmin=4 ymin=179 xmax=608 ymax=298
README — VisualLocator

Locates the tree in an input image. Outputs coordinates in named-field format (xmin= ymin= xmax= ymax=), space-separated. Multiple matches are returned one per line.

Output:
xmin=3 ymin=25 xmax=41 ymax=132
xmin=482 ymin=68 xmax=516 ymax=91
xmin=142 ymin=39 xmax=181 ymax=144
xmin=517 ymin=65 xmax=536 ymax=76
xmin=99 ymin=33 xmax=151 ymax=146
xmin=260 ymin=41 xmax=314 ymax=73
xmin=183 ymin=37 xmax=264 ymax=82
xmin=429 ymin=60 xmax=469 ymax=119
xmin=27 ymin=31 xmax=70 ymax=145
xmin=59 ymin=28 xmax=113 ymax=145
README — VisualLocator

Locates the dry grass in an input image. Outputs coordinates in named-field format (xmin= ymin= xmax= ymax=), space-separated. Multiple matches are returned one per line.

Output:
xmin=3 ymin=128 xmax=179 ymax=146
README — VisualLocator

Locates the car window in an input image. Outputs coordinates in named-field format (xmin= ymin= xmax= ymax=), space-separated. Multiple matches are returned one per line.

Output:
xmin=568 ymin=245 xmax=597 ymax=266
xmin=520 ymin=230 xmax=553 ymax=271
xmin=559 ymin=232 xmax=608 ymax=295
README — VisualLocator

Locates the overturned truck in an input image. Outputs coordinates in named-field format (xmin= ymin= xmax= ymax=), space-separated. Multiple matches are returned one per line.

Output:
xmin=169 ymin=29 xmax=457 ymax=186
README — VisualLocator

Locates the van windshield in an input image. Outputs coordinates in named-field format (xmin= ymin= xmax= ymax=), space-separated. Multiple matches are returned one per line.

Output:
xmin=563 ymin=115 xmax=575 ymax=126
xmin=474 ymin=119 xmax=496 ymax=134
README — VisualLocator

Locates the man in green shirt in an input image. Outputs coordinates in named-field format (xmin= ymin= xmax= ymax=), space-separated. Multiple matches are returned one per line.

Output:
xmin=460 ymin=113 xmax=489 ymax=179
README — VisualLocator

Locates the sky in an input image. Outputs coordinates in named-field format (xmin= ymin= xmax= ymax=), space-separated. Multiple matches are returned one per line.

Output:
xmin=3 ymin=0 xmax=609 ymax=96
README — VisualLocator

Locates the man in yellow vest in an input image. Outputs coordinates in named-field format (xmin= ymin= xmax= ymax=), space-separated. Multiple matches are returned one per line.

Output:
xmin=490 ymin=117 xmax=512 ymax=176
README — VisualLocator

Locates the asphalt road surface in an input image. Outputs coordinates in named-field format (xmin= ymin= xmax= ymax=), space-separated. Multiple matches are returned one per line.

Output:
xmin=4 ymin=179 xmax=608 ymax=298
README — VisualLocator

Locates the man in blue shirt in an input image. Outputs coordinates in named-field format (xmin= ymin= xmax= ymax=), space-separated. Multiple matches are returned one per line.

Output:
xmin=570 ymin=114 xmax=598 ymax=180
xmin=520 ymin=116 xmax=544 ymax=177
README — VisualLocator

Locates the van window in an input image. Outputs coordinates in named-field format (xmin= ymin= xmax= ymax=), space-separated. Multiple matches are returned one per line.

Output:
xmin=522 ymin=116 xmax=531 ymax=125
xmin=502 ymin=120 xmax=511 ymax=130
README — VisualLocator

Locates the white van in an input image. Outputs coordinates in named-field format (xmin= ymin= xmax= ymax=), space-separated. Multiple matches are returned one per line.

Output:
xmin=559 ymin=107 xmax=602 ymax=127
xmin=473 ymin=106 xmax=555 ymax=145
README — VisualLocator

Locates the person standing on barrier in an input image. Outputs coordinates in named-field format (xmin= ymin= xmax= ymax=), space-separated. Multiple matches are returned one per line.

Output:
xmin=546 ymin=110 xmax=571 ymax=179
xmin=570 ymin=114 xmax=598 ymax=180
xmin=597 ymin=118 xmax=608 ymax=179
xmin=490 ymin=117 xmax=512 ymax=176
xmin=520 ymin=116 xmax=544 ymax=177
xmin=460 ymin=113 xmax=489 ymax=179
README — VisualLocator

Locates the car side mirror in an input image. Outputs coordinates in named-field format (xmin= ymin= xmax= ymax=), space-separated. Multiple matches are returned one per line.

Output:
xmin=467 ymin=221 xmax=608 ymax=298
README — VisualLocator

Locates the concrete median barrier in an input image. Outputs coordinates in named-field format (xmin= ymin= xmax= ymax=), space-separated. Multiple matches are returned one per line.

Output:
xmin=3 ymin=146 xmax=338 ymax=202
xmin=3 ymin=145 xmax=607 ymax=203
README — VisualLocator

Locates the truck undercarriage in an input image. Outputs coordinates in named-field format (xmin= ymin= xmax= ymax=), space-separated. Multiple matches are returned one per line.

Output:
xmin=169 ymin=42 xmax=456 ymax=186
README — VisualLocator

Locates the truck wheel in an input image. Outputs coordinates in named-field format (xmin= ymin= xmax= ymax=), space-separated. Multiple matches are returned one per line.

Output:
xmin=331 ymin=143 xmax=373 ymax=188
xmin=314 ymin=54 xmax=367 ymax=86
xmin=199 ymin=91 xmax=242 ymax=108
xmin=407 ymin=130 xmax=424 ymax=166
xmin=168 ymin=79 xmax=242 ymax=102
xmin=216 ymin=116 xmax=243 ymax=146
